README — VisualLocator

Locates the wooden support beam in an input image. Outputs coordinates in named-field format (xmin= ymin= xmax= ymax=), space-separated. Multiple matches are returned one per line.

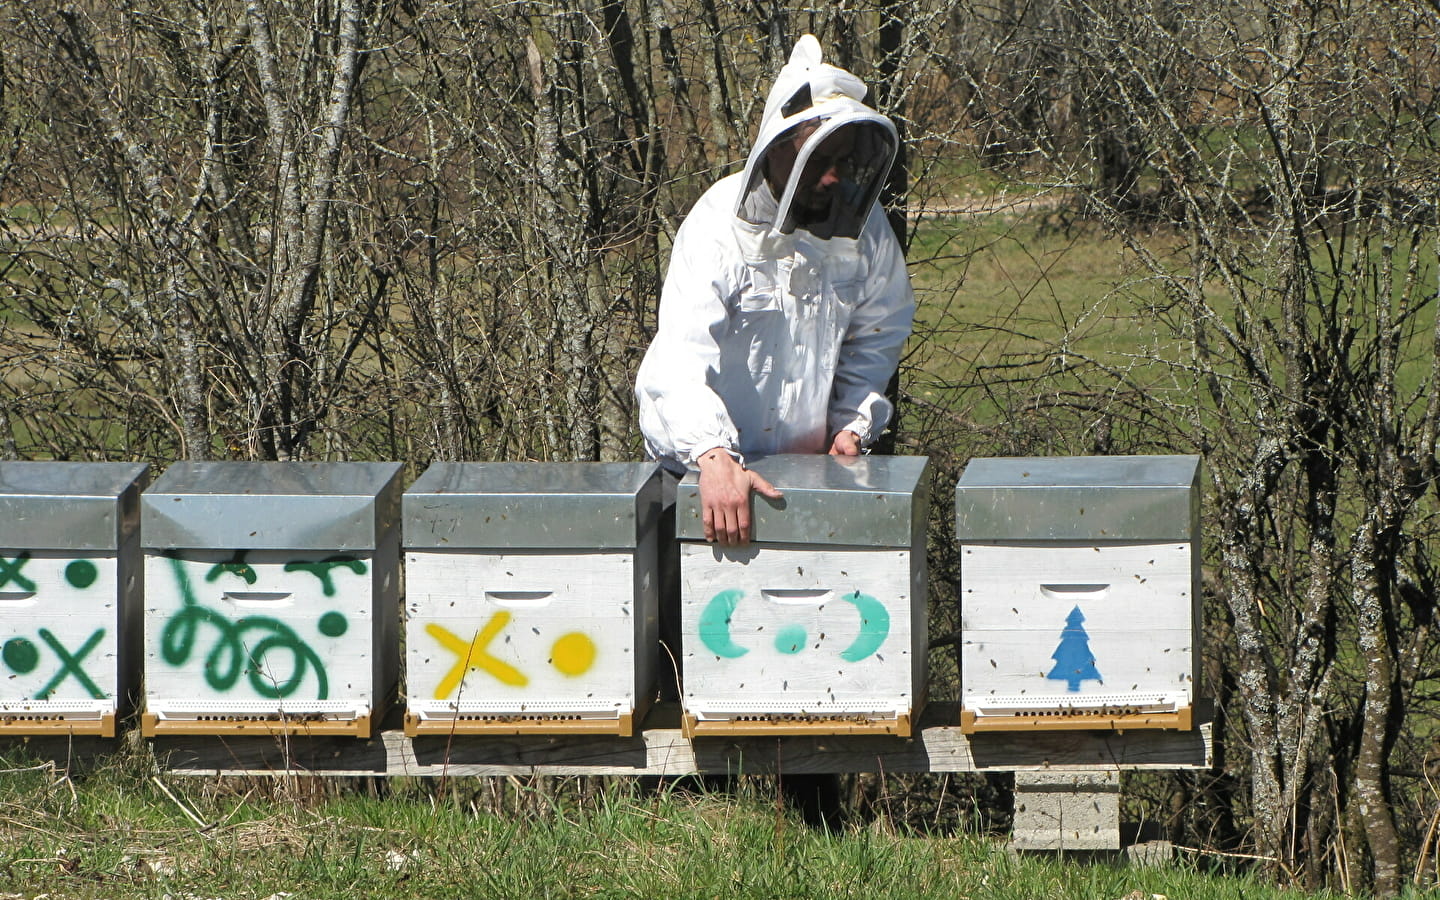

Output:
xmin=2 ymin=702 xmax=1211 ymax=777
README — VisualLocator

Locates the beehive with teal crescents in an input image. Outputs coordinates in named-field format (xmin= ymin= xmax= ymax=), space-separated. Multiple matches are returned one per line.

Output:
xmin=676 ymin=455 xmax=930 ymax=737
xmin=139 ymin=462 xmax=402 ymax=737
xmin=401 ymin=462 xmax=663 ymax=737
xmin=0 ymin=462 xmax=150 ymax=737
xmin=955 ymin=455 xmax=1201 ymax=733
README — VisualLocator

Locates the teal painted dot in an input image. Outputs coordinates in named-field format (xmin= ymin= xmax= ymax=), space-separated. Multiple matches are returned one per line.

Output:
xmin=65 ymin=560 xmax=99 ymax=589
xmin=773 ymin=624 xmax=808 ymax=655
xmin=3 ymin=637 xmax=39 ymax=674
xmin=317 ymin=611 xmax=349 ymax=638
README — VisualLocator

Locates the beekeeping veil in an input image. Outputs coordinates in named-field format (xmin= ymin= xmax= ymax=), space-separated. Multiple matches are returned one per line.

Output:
xmin=735 ymin=35 xmax=898 ymax=243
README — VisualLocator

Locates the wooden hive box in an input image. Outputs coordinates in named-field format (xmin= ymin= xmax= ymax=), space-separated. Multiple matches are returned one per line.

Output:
xmin=677 ymin=455 xmax=930 ymax=737
xmin=402 ymin=462 xmax=662 ymax=737
xmin=955 ymin=455 xmax=1201 ymax=733
xmin=140 ymin=462 xmax=402 ymax=737
xmin=0 ymin=462 xmax=150 ymax=737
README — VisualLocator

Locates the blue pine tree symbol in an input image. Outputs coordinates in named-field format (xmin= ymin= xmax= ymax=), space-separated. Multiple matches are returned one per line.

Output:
xmin=1047 ymin=605 xmax=1102 ymax=691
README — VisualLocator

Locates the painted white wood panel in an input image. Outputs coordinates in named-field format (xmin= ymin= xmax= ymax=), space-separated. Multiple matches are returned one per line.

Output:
xmin=961 ymin=543 xmax=1196 ymax=708
xmin=405 ymin=550 xmax=641 ymax=714
xmin=0 ymin=550 xmax=121 ymax=710
xmin=961 ymin=542 xmax=1192 ymax=632
xmin=681 ymin=544 xmax=918 ymax=714
xmin=962 ymin=629 xmax=1193 ymax=701
xmin=143 ymin=550 xmax=375 ymax=711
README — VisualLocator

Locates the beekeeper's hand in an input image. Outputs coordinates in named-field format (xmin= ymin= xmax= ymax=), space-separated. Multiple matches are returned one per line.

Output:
xmin=827 ymin=430 xmax=862 ymax=456
xmin=697 ymin=449 xmax=782 ymax=546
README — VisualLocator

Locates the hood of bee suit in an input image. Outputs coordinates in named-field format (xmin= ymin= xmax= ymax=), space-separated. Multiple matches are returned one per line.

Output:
xmin=734 ymin=34 xmax=898 ymax=252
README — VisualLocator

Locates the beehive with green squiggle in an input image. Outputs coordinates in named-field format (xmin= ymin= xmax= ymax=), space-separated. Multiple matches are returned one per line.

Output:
xmin=139 ymin=462 xmax=402 ymax=737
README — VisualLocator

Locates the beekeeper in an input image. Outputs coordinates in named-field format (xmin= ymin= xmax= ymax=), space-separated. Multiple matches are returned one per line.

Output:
xmin=635 ymin=34 xmax=914 ymax=546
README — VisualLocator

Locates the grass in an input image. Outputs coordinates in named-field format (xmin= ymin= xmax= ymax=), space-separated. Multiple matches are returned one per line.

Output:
xmin=0 ymin=751 xmax=1379 ymax=899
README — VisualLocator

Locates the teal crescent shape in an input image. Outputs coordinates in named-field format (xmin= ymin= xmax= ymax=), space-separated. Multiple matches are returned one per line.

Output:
xmin=838 ymin=591 xmax=890 ymax=662
xmin=698 ymin=589 xmax=749 ymax=659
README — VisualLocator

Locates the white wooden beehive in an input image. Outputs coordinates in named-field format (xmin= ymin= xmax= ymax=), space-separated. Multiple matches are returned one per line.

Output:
xmin=677 ymin=455 xmax=930 ymax=736
xmin=402 ymin=462 xmax=662 ymax=736
xmin=0 ymin=462 xmax=149 ymax=737
xmin=140 ymin=462 xmax=402 ymax=737
xmin=956 ymin=455 xmax=1202 ymax=732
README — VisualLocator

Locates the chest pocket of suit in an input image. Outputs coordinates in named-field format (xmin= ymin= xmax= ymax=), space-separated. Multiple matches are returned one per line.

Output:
xmin=738 ymin=292 xmax=781 ymax=314
xmin=818 ymin=279 xmax=860 ymax=372
xmin=827 ymin=252 xmax=864 ymax=310
xmin=730 ymin=291 xmax=782 ymax=375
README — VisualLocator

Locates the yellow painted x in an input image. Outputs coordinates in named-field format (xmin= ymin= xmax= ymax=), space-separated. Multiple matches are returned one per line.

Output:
xmin=427 ymin=612 xmax=528 ymax=699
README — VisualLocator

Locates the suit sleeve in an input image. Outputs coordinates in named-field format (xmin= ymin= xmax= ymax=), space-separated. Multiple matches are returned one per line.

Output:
xmin=826 ymin=208 xmax=915 ymax=445
xmin=635 ymin=214 xmax=745 ymax=466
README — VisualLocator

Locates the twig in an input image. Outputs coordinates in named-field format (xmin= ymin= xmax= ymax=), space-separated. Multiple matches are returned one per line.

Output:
xmin=1172 ymin=844 xmax=1279 ymax=862
xmin=0 ymin=762 xmax=56 ymax=776
xmin=1414 ymin=770 xmax=1440 ymax=887
xmin=150 ymin=775 xmax=210 ymax=832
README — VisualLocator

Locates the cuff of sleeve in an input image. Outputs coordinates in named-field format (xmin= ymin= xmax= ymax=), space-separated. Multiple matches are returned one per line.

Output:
xmin=687 ymin=442 xmax=745 ymax=469
xmin=830 ymin=419 xmax=873 ymax=447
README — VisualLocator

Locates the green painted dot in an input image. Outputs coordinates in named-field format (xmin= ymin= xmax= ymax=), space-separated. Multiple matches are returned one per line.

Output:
xmin=317 ymin=611 xmax=349 ymax=638
xmin=65 ymin=559 xmax=99 ymax=589
xmin=3 ymin=637 xmax=39 ymax=674
xmin=774 ymin=624 xmax=808 ymax=655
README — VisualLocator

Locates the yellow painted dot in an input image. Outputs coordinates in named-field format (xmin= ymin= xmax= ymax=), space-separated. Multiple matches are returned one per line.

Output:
xmin=551 ymin=632 xmax=596 ymax=677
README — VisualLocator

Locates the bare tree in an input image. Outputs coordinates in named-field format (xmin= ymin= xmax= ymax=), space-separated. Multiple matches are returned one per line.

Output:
xmin=1011 ymin=0 xmax=1440 ymax=892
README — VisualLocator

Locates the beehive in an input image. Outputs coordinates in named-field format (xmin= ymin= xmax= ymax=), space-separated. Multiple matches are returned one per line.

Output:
xmin=140 ymin=462 xmax=402 ymax=737
xmin=677 ymin=454 xmax=930 ymax=736
xmin=0 ymin=462 xmax=149 ymax=737
xmin=956 ymin=455 xmax=1201 ymax=733
xmin=402 ymin=462 xmax=662 ymax=736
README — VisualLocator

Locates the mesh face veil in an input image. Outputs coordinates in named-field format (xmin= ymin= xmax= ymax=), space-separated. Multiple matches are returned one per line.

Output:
xmin=778 ymin=119 xmax=895 ymax=240
xmin=734 ymin=35 xmax=899 ymax=243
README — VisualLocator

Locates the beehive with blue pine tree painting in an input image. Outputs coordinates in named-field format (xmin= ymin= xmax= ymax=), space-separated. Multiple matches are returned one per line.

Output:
xmin=401 ymin=462 xmax=662 ymax=737
xmin=139 ymin=462 xmax=402 ymax=737
xmin=0 ymin=462 xmax=149 ymax=737
xmin=955 ymin=455 xmax=1202 ymax=733
xmin=677 ymin=455 xmax=930 ymax=737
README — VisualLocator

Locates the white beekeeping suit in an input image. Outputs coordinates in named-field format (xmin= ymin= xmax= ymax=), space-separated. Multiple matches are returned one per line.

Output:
xmin=635 ymin=34 xmax=914 ymax=472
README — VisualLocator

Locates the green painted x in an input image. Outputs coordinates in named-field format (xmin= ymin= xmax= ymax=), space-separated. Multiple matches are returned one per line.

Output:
xmin=0 ymin=552 xmax=36 ymax=592
xmin=36 ymin=628 xmax=106 ymax=700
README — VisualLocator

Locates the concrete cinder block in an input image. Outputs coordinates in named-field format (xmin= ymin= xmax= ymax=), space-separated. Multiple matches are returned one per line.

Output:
xmin=1010 ymin=770 xmax=1121 ymax=850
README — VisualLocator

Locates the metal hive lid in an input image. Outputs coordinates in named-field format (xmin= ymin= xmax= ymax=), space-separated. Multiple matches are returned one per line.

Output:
xmin=955 ymin=455 xmax=1200 ymax=542
xmin=677 ymin=454 xmax=931 ymax=546
xmin=141 ymin=461 xmax=404 ymax=551
xmin=403 ymin=461 xmax=663 ymax=549
xmin=0 ymin=462 xmax=151 ymax=551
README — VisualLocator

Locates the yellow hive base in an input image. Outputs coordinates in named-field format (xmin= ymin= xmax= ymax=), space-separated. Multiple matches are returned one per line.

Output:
xmin=683 ymin=712 xmax=912 ymax=738
xmin=0 ymin=713 xmax=116 ymax=738
xmin=404 ymin=711 xmax=635 ymax=738
xmin=140 ymin=713 xmax=371 ymax=738
xmin=960 ymin=705 xmax=1193 ymax=734
xmin=405 ymin=694 xmax=649 ymax=738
